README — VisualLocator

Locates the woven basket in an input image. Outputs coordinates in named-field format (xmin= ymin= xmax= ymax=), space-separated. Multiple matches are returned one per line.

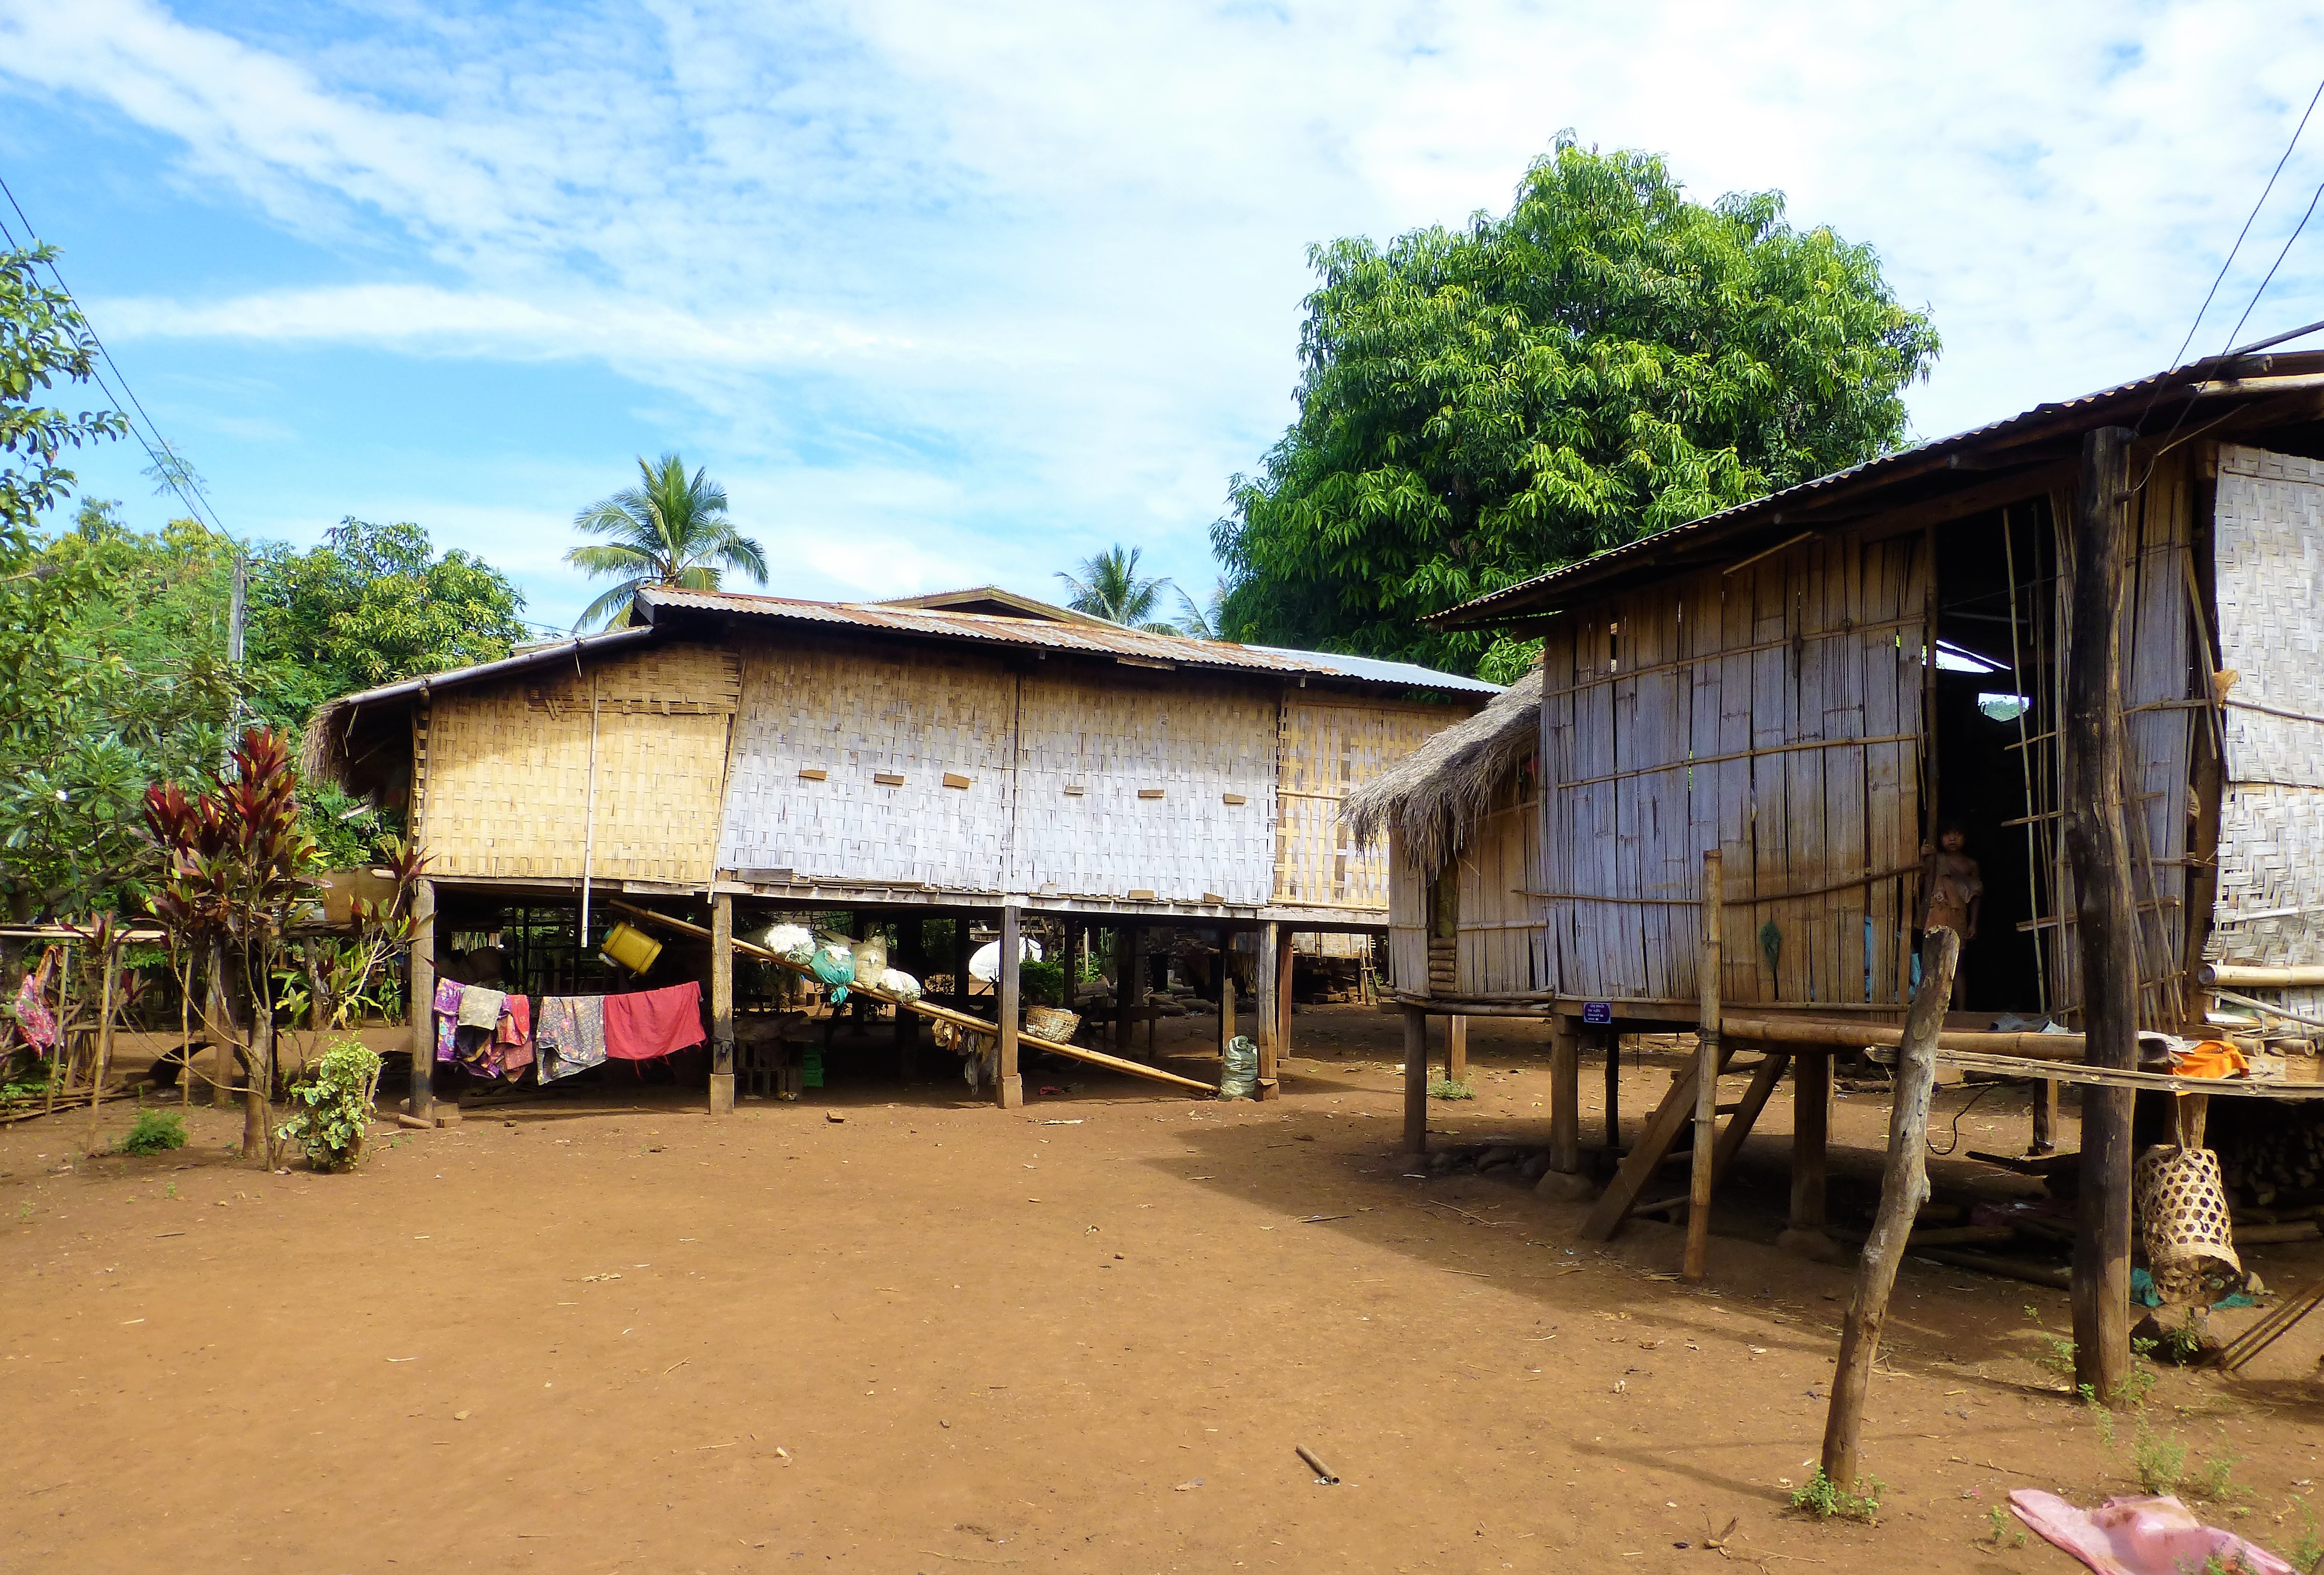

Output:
xmin=2135 ymin=1144 xmax=2240 ymax=1301
xmin=1023 ymin=1006 xmax=1081 ymax=1043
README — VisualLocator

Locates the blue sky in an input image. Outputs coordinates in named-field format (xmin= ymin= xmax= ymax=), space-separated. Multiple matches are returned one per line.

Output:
xmin=4 ymin=0 xmax=2323 ymax=633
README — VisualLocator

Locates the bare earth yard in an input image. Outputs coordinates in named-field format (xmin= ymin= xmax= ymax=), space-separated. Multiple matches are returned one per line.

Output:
xmin=4 ymin=1006 xmax=2320 ymax=1574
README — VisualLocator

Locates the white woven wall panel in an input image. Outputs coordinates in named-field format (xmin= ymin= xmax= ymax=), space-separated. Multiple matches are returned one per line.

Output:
xmin=2212 ymin=445 xmax=2324 ymax=971
xmin=718 ymin=645 xmax=1017 ymax=890
xmin=1008 ymin=670 xmax=1277 ymax=903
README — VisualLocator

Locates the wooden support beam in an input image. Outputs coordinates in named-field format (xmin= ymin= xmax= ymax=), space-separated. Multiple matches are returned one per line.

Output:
xmin=1255 ymin=920 xmax=1283 ymax=1099
xmin=1707 ymin=1047 xmax=1790 ymax=1195
xmin=894 ymin=915 xmax=924 ymax=1075
xmin=1114 ymin=925 xmax=1141 ymax=1055
xmin=708 ymin=892 xmax=735 ymax=1115
xmin=1276 ymin=930 xmax=1295 ymax=1059
xmin=1685 ymin=850 xmax=1723 ymax=1281
xmin=1444 ymin=1015 xmax=1468 ymax=1083
xmin=952 ymin=914 xmax=972 ymax=1016
xmin=996 ymin=904 xmax=1024 ymax=1109
xmin=1540 ymin=1017 xmax=1592 ymax=1201
xmin=1781 ymin=1050 xmax=1836 ymax=1259
xmin=407 ymin=878 xmax=436 ymax=1122
xmin=1401 ymin=1007 xmax=1429 ymax=1155
xmin=1821 ymin=927 xmax=1954 ymax=1492
xmin=2032 ymin=1080 xmax=2060 ymax=1154
xmin=1218 ymin=968 xmax=1237 ymax=1057
xmin=2066 ymin=424 xmax=2138 ymax=1407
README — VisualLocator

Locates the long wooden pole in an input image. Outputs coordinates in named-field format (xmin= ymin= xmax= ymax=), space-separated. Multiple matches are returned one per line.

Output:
xmin=2065 ymin=425 xmax=2139 ymax=1406
xmin=1820 ymin=926 xmax=1957 ymax=1492
xmin=1685 ymin=849 xmax=1724 ymax=1281
xmin=609 ymin=899 xmax=1215 ymax=1095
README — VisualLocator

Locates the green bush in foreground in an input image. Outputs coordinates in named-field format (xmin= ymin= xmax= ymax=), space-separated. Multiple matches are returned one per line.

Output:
xmin=277 ymin=1039 xmax=382 ymax=1172
xmin=119 ymin=1108 xmax=188 ymax=1155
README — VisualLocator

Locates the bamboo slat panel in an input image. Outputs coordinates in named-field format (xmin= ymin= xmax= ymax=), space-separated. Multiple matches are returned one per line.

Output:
xmin=2209 ymin=444 xmax=2324 ymax=1017
xmin=717 ymin=645 xmax=1017 ymax=890
xmin=1273 ymin=700 xmax=1462 ymax=909
xmin=1011 ymin=669 xmax=1277 ymax=904
xmin=1535 ymin=531 xmax=1928 ymax=1006
xmin=1453 ymin=783 xmax=1546 ymax=995
xmin=2045 ymin=453 xmax=2198 ymax=1028
xmin=417 ymin=644 xmax=738 ymax=883
xmin=1387 ymin=829 xmax=1430 ymax=994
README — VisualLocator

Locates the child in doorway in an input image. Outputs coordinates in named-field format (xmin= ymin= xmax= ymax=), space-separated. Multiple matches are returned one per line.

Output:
xmin=1919 ymin=820 xmax=1982 ymax=1006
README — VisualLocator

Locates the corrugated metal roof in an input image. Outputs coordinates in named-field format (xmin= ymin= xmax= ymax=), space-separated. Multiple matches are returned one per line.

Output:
xmin=1436 ymin=353 xmax=2321 ymax=625
xmin=635 ymin=585 xmax=1501 ymax=693
xmin=314 ymin=626 xmax=657 ymax=711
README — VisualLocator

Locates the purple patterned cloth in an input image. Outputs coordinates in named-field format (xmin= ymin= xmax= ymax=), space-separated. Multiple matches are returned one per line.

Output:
xmin=537 ymin=996 xmax=608 ymax=1082
xmin=433 ymin=978 xmax=463 ymax=1064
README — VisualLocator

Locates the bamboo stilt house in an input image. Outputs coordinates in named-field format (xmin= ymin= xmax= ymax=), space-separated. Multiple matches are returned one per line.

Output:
xmin=302 ymin=585 xmax=1492 ymax=1113
xmin=1350 ymin=352 xmax=2324 ymax=1258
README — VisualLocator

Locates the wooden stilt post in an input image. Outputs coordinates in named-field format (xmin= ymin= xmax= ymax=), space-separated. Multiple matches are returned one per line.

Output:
xmin=1275 ymin=933 xmax=1295 ymax=1058
xmin=1401 ymin=1007 xmax=1429 ymax=1155
xmin=708 ymin=892 xmax=735 ymax=1116
xmin=1255 ymin=920 xmax=1283 ymax=1100
xmin=1822 ymin=927 xmax=1957 ymax=1493
xmin=1685 ymin=849 xmax=1724 ymax=1281
xmin=995 ymin=904 xmax=1024 ymax=1109
xmin=1781 ymin=1051 xmax=1836 ymax=1260
xmin=2032 ymin=1079 xmax=2059 ymax=1155
xmin=951 ymin=914 xmax=972 ymax=1016
xmin=1115 ymin=925 xmax=1143 ymax=1055
xmin=1539 ymin=1015 xmax=1593 ymax=1201
xmin=1603 ymin=1031 xmax=1620 ymax=1150
xmin=1217 ymin=935 xmax=1236 ymax=1055
xmin=407 ymin=878 xmax=436 ymax=1123
xmin=2066 ymin=424 xmax=2139 ymax=1407
xmin=1444 ymin=1016 xmax=1468 ymax=1084
xmin=894 ymin=914 xmax=923 ymax=1081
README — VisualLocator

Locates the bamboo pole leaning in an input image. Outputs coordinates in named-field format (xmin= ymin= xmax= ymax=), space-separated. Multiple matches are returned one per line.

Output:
xmin=609 ymin=900 xmax=1215 ymax=1098
xmin=1820 ymin=926 xmax=1958 ymax=1494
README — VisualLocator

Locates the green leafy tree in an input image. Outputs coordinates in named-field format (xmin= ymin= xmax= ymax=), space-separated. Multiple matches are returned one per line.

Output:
xmin=566 ymin=453 xmax=768 ymax=629
xmin=1212 ymin=138 xmax=1940 ymax=677
xmin=1055 ymin=545 xmax=1177 ymax=632
xmin=1 ymin=243 xmax=126 ymax=532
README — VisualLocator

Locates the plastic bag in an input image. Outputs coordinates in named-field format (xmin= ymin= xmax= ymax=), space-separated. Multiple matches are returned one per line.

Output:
xmin=810 ymin=942 xmax=856 ymax=1003
xmin=1220 ymin=1034 xmax=1257 ymax=1099
xmin=761 ymin=922 xmax=814 ymax=962
xmin=878 ymin=967 xmax=922 ymax=1002
xmin=852 ymin=934 xmax=889 ymax=982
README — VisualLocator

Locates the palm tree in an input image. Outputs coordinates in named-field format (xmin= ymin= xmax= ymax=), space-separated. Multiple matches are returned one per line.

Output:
xmin=565 ymin=453 xmax=769 ymax=629
xmin=1055 ymin=545 xmax=1176 ymax=633
xmin=1172 ymin=581 xmax=1227 ymax=640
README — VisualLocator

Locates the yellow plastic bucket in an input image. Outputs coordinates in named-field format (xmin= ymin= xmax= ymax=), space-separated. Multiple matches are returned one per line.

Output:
xmin=600 ymin=921 xmax=663 ymax=975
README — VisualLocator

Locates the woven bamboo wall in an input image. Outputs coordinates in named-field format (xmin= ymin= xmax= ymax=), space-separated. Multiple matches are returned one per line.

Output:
xmin=2043 ymin=453 xmax=2199 ymax=1028
xmin=1273 ymin=699 xmax=1462 ymax=909
xmin=1386 ymin=828 xmax=1430 ymax=993
xmin=1009 ymin=668 xmax=1277 ymax=903
xmin=1539 ymin=529 xmax=1928 ymax=1006
xmin=1454 ymin=776 xmax=1546 ymax=996
xmin=717 ymin=644 xmax=1018 ymax=890
xmin=2208 ymin=444 xmax=2324 ymax=1012
xmin=414 ymin=644 xmax=739 ymax=882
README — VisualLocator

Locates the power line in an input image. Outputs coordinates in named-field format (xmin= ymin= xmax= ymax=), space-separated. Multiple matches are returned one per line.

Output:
xmin=2164 ymin=73 xmax=2324 ymax=374
xmin=2223 ymin=179 xmax=2324 ymax=353
xmin=0 ymin=175 xmax=230 ymax=541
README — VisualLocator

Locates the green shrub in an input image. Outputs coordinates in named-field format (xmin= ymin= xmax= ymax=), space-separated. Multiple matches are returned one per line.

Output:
xmin=1430 ymin=1077 xmax=1474 ymax=1101
xmin=1019 ymin=958 xmax=1067 ymax=1006
xmin=1791 ymin=1467 xmax=1883 ymax=1522
xmin=119 ymin=1108 xmax=187 ymax=1155
xmin=276 ymin=1039 xmax=383 ymax=1173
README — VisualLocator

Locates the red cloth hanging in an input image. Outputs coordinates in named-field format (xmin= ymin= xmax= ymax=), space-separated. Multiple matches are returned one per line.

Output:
xmin=603 ymin=982 xmax=706 ymax=1061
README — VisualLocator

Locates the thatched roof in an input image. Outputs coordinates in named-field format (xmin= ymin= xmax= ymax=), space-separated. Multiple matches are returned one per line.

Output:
xmin=1343 ymin=666 xmax=1539 ymax=880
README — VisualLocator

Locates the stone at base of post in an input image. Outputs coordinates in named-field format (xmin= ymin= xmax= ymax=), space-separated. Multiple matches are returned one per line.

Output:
xmin=708 ymin=1072 xmax=735 ymax=1115
xmin=1776 ymin=1227 xmax=1847 ymax=1264
xmin=1535 ymin=1168 xmax=1595 ymax=1202
xmin=996 ymin=1074 xmax=1024 ymax=1110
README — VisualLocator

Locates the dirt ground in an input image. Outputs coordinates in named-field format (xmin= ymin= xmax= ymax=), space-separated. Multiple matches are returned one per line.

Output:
xmin=4 ymin=1005 xmax=2321 ymax=1574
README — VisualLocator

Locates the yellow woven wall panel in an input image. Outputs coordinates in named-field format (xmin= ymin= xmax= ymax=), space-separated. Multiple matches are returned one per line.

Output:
xmin=415 ymin=644 xmax=738 ymax=883
xmin=1274 ymin=700 xmax=1461 ymax=908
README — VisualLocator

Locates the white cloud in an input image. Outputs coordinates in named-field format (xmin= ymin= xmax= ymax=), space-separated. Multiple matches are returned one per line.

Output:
xmin=9 ymin=0 xmax=2324 ymax=614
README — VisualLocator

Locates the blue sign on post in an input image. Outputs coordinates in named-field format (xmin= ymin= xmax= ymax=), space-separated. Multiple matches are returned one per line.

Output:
xmin=1582 ymin=1001 xmax=1613 ymax=1025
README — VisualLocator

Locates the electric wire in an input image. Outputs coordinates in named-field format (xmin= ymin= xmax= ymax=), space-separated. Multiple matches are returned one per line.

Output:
xmin=2165 ymin=73 xmax=2324 ymax=377
xmin=2222 ymin=178 xmax=2324 ymax=354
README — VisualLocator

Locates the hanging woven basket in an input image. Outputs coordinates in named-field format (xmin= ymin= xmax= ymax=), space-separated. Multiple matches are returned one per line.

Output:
xmin=2134 ymin=1144 xmax=2240 ymax=1302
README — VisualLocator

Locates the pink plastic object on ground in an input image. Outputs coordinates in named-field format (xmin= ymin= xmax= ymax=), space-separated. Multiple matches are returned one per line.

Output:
xmin=2009 ymin=1489 xmax=2295 ymax=1575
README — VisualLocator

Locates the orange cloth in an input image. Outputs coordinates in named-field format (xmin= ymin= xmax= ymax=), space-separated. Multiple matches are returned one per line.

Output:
xmin=2171 ymin=1040 xmax=2248 ymax=1080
